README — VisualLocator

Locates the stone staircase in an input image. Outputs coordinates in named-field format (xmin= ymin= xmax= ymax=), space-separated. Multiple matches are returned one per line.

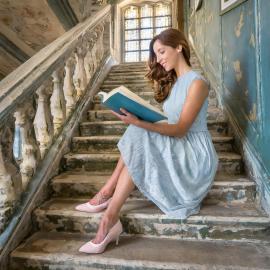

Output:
xmin=9 ymin=53 xmax=270 ymax=269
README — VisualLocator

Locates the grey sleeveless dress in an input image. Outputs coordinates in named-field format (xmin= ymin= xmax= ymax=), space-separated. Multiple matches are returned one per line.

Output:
xmin=117 ymin=70 xmax=219 ymax=219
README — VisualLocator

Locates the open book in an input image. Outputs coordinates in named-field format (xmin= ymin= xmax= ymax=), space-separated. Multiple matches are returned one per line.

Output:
xmin=97 ymin=85 xmax=168 ymax=123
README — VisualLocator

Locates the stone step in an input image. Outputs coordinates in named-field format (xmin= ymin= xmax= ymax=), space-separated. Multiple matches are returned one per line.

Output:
xmin=79 ymin=120 xmax=228 ymax=137
xmin=105 ymin=74 xmax=147 ymax=81
xmin=100 ymin=83 xmax=152 ymax=92
xmin=71 ymin=134 xmax=233 ymax=153
xmin=99 ymin=84 xmax=153 ymax=93
xmin=106 ymin=68 xmax=203 ymax=80
xmin=87 ymin=106 xmax=225 ymax=122
xmin=62 ymin=152 xmax=243 ymax=175
xmin=93 ymin=91 xmax=154 ymax=102
xmin=33 ymin=198 xmax=269 ymax=242
xmin=91 ymin=99 xmax=162 ymax=110
xmin=51 ymin=171 xmax=256 ymax=204
xmin=91 ymin=97 xmax=219 ymax=111
xmin=10 ymin=231 xmax=270 ymax=270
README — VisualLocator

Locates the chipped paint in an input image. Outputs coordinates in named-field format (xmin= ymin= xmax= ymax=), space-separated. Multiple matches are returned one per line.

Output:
xmin=233 ymin=60 xmax=242 ymax=82
xmin=249 ymin=33 xmax=256 ymax=48
xmin=249 ymin=103 xmax=257 ymax=121
xmin=234 ymin=12 xmax=244 ymax=37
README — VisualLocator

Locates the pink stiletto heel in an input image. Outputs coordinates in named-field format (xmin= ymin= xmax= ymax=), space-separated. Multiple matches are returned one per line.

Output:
xmin=75 ymin=197 xmax=112 ymax=213
xmin=79 ymin=220 xmax=123 ymax=254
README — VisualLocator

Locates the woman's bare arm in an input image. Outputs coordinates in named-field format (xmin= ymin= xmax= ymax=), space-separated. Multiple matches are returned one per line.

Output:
xmin=112 ymin=79 xmax=209 ymax=138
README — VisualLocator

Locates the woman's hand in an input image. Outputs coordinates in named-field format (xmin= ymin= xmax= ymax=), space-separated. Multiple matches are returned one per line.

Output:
xmin=111 ymin=108 xmax=140 ymax=125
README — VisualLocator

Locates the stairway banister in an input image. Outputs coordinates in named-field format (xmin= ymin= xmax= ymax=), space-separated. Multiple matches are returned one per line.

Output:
xmin=0 ymin=4 xmax=111 ymax=124
xmin=0 ymin=4 xmax=115 ymax=268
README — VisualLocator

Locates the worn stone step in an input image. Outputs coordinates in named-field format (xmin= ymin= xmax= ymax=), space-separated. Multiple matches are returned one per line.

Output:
xmin=10 ymin=231 xmax=270 ymax=270
xmin=91 ymin=99 xmax=220 ymax=113
xmin=71 ymin=134 xmax=233 ymax=153
xmin=33 ymin=198 xmax=269 ymax=242
xmin=79 ymin=120 xmax=228 ymax=137
xmin=99 ymin=85 xmax=154 ymax=94
xmin=62 ymin=152 xmax=243 ymax=175
xmin=87 ymin=105 xmax=225 ymax=122
xmin=91 ymin=99 xmax=162 ymax=110
xmin=100 ymin=83 xmax=152 ymax=92
xmin=93 ymin=91 xmax=154 ymax=102
xmin=105 ymin=75 xmax=147 ymax=81
xmin=51 ymin=171 xmax=255 ymax=204
xmin=111 ymin=62 xmax=147 ymax=68
xmin=93 ymin=92 xmax=219 ymax=115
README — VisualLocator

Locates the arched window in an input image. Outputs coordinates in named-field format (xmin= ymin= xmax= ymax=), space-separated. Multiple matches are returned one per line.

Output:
xmin=123 ymin=2 xmax=172 ymax=62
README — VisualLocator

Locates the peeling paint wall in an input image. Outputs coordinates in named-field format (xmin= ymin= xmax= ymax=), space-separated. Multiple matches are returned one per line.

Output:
xmin=185 ymin=0 xmax=270 ymax=213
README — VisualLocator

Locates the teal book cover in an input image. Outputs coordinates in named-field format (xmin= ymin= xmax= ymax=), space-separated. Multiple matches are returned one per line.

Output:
xmin=98 ymin=86 xmax=167 ymax=123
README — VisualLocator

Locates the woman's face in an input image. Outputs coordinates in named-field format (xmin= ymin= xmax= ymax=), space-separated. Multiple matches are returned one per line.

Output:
xmin=153 ymin=39 xmax=179 ymax=72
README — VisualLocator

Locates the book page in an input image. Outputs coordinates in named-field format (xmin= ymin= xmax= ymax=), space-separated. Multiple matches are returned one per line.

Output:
xmin=107 ymin=85 xmax=166 ymax=116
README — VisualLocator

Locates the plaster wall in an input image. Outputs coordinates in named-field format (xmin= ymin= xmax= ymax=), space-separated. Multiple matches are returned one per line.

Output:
xmin=185 ymin=0 xmax=270 ymax=213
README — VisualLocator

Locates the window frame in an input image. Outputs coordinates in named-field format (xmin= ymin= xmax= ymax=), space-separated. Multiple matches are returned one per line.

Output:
xmin=121 ymin=1 xmax=172 ymax=63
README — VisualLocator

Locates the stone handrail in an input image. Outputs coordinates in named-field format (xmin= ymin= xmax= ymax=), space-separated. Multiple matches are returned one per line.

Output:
xmin=0 ymin=4 xmax=111 ymax=253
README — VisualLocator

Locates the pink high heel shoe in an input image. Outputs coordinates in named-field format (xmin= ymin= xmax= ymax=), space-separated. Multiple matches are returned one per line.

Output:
xmin=75 ymin=191 xmax=112 ymax=213
xmin=75 ymin=197 xmax=112 ymax=213
xmin=79 ymin=220 xmax=123 ymax=254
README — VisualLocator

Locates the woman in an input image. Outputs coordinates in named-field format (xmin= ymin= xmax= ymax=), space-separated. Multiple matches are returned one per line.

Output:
xmin=76 ymin=28 xmax=218 ymax=254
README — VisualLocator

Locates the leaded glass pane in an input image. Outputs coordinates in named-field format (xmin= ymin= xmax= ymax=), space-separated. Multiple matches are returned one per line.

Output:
xmin=155 ymin=3 xmax=170 ymax=16
xmin=125 ymin=18 xmax=139 ymax=30
xmin=140 ymin=17 xmax=152 ymax=28
xmin=123 ymin=3 xmax=171 ymax=62
xmin=125 ymin=29 xmax=139 ymax=40
xmin=141 ymin=4 xmax=153 ymax=18
xmin=155 ymin=16 xmax=171 ymax=27
xmin=141 ymin=28 xmax=153 ymax=39
xmin=155 ymin=27 xmax=168 ymax=35
xmin=125 ymin=52 xmax=139 ymax=62
xmin=141 ymin=51 xmax=149 ymax=61
xmin=140 ymin=40 xmax=151 ymax=50
xmin=125 ymin=41 xmax=139 ymax=51
xmin=125 ymin=6 xmax=139 ymax=19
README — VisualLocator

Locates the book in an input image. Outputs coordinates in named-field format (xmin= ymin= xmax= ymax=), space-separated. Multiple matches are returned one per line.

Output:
xmin=97 ymin=85 xmax=168 ymax=123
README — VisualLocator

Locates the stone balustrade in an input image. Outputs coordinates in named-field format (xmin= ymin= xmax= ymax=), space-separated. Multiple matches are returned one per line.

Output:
xmin=0 ymin=5 xmax=111 ymax=235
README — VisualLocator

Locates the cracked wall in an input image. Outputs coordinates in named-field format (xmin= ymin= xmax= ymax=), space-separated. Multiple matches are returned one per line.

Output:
xmin=185 ymin=0 xmax=270 ymax=214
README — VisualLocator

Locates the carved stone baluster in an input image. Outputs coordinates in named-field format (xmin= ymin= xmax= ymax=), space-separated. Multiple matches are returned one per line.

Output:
xmin=91 ymin=34 xmax=98 ymax=74
xmin=73 ymin=47 xmax=87 ymax=100
xmin=97 ymin=24 xmax=104 ymax=63
xmin=63 ymin=57 xmax=76 ymax=117
xmin=14 ymin=106 xmax=37 ymax=190
xmin=0 ymin=138 xmax=16 ymax=213
xmin=50 ymin=69 xmax=66 ymax=135
xmin=83 ymin=34 xmax=92 ymax=83
xmin=34 ymin=84 xmax=53 ymax=159
xmin=87 ymin=38 xmax=96 ymax=79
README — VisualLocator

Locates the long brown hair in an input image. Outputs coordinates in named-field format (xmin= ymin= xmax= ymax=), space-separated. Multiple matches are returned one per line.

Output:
xmin=145 ymin=28 xmax=191 ymax=103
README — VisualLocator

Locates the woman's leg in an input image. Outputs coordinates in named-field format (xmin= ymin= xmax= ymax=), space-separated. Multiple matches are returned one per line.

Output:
xmin=89 ymin=156 xmax=125 ymax=205
xmin=92 ymin=164 xmax=135 ymax=244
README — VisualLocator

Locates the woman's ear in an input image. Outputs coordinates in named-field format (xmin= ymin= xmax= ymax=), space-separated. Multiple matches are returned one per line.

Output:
xmin=177 ymin=45 xmax=183 ymax=53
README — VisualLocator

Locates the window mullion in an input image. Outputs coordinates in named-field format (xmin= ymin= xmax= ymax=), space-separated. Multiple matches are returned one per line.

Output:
xmin=139 ymin=7 xmax=141 ymax=61
xmin=153 ymin=4 xmax=156 ymax=36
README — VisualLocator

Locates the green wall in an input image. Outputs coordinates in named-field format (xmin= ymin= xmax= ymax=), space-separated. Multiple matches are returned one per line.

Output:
xmin=185 ymin=0 xmax=270 ymax=213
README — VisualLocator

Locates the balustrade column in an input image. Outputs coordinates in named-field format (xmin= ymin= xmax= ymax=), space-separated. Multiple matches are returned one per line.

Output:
xmin=63 ymin=58 xmax=76 ymax=117
xmin=50 ymin=69 xmax=66 ymax=135
xmin=34 ymin=84 xmax=53 ymax=159
xmin=13 ymin=107 xmax=37 ymax=190
xmin=73 ymin=47 xmax=87 ymax=100
xmin=0 ymin=140 xmax=15 ymax=212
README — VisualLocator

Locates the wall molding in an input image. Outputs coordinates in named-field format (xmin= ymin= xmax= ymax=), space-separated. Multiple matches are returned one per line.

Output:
xmin=0 ymin=34 xmax=29 ymax=63
xmin=47 ymin=0 xmax=79 ymax=30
